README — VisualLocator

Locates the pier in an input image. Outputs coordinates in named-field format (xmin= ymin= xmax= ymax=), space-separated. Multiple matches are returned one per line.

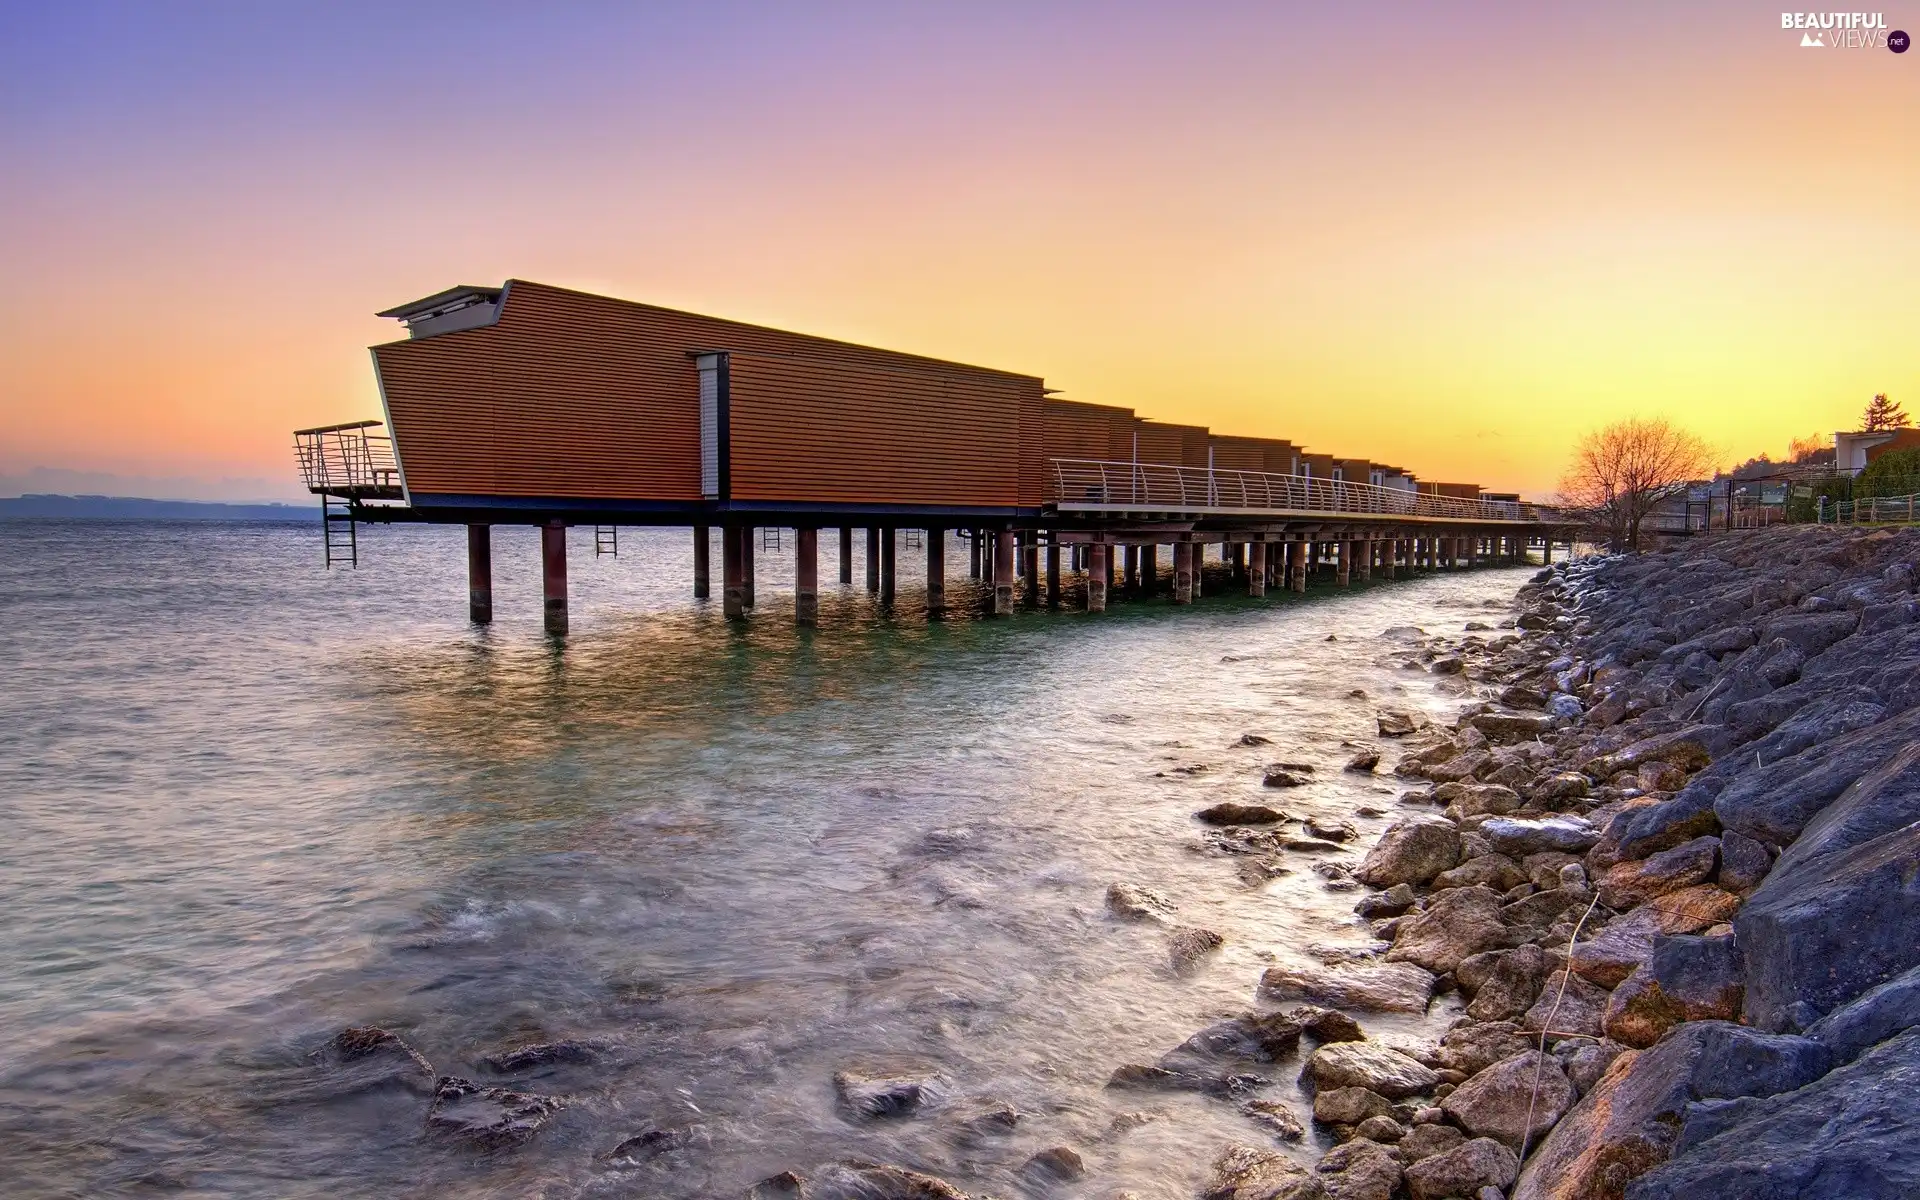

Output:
xmin=295 ymin=280 xmax=1570 ymax=632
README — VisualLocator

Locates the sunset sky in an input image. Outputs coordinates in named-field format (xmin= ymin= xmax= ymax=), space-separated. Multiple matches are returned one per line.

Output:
xmin=2 ymin=2 xmax=1914 ymax=500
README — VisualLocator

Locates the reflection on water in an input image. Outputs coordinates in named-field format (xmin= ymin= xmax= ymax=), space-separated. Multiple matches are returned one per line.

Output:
xmin=0 ymin=521 xmax=1531 ymax=1198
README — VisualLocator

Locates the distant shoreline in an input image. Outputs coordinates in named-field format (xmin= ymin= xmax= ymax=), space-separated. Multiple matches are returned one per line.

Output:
xmin=0 ymin=495 xmax=315 ymax=522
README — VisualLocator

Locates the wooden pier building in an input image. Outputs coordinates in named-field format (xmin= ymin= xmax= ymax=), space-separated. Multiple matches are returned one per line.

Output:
xmin=295 ymin=280 xmax=1566 ymax=632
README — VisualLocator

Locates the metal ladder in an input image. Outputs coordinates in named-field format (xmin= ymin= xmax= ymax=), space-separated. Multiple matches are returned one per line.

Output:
xmin=322 ymin=497 xmax=358 ymax=569
xmin=761 ymin=527 xmax=783 ymax=551
xmin=903 ymin=529 xmax=923 ymax=550
xmin=594 ymin=525 xmax=619 ymax=556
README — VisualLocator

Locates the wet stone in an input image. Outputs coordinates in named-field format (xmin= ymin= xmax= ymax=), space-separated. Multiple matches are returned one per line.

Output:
xmin=1198 ymin=802 xmax=1289 ymax=826
xmin=424 ymin=1075 xmax=564 ymax=1148
xmin=1105 ymin=882 xmax=1177 ymax=921
xmin=1241 ymin=1098 xmax=1306 ymax=1141
xmin=833 ymin=1068 xmax=948 ymax=1119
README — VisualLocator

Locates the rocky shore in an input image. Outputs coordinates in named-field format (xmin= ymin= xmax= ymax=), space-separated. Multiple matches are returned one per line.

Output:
xmin=321 ymin=526 xmax=1920 ymax=1198
xmin=1189 ymin=524 xmax=1920 ymax=1200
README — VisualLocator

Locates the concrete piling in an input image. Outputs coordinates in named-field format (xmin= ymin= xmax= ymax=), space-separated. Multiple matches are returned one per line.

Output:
xmin=1248 ymin=541 xmax=1267 ymax=596
xmin=926 ymin=527 xmax=946 ymax=615
xmin=866 ymin=528 xmax=881 ymax=593
xmin=723 ymin=525 xmax=746 ymax=618
xmin=1045 ymin=540 xmax=1061 ymax=608
xmin=742 ymin=527 xmax=756 ymax=606
xmin=467 ymin=524 xmax=492 ymax=624
xmin=1172 ymin=542 xmax=1194 ymax=604
xmin=1087 ymin=543 xmax=1108 ymax=612
xmin=796 ymin=527 xmax=819 ymax=626
xmin=879 ymin=527 xmax=896 ymax=605
xmin=1022 ymin=534 xmax=1040 ymax=608
xmin=692 ymin=524 xmax=710 ymax=599
xmin=993 ymin=530 xmax=1015 ymax=615
xmin=541 ymin=519 xmax=568 ymax=635
xmin=839 ymin=526 xmax=853 ymax=585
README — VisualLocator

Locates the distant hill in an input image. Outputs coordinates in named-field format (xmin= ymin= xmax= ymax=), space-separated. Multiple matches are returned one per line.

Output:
xmin=0 ymin=494 xmax=315 ymax=521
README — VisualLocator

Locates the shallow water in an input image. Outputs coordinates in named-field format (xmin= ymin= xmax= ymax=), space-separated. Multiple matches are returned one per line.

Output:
xmin=0 ymin=520 xmax=1531 ymax=1198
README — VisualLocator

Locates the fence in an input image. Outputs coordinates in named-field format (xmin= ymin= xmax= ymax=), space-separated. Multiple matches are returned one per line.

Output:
xmin=1049 ymin=459 xmax=1543 ymax=522
xmin=1821 ymin=492 xmax=1920 ymax=525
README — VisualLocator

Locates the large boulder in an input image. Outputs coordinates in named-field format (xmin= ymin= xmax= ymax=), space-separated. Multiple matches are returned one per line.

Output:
xmin=1626 ymin=1027 xmax=1919 ymax=1200
xmin=1603 ymin=936 xmax=1744 ymax=1049
xmin=1306 ymin=1040 xmax=1440 ymax=1099
xmin=1404 ymin=1137 xmax=1521 ymax=1200
xmin=1568 ymin=907 xmax=1662 ymax=988
xmin=1385 ymin=886 xmax=1511 ymax=974
xmin=1437 ymin=1020 xmax=1534 ymax=1074
xmin=1597 ymin=837 xmax=1719 ymax=909
xmin=1432 ymin=853 xmax=1529 ymax=893
xmin=1441 ymin=1050 xmax=1575 ymax=1151
xmin=1355 ymin=816 xmax=1462 ymax=887
xmin=1805 ymin=963 xmax=1920 ymax=1066
xmin=1771 ymin=740 xmax=1920 ymax=875
xmin=1170 ymin=1012 xmax=1306 ymax=1064
xmin=1581 ymin=725 xmax=1725 ymax=780
xmin=1711 ymin=705 xmax=1920 ymax=848
xmin=1510 ymin=1022 xmax=1830 ymax=1200
xmin=1737 ymin=818 xmax=1920 ymax=1031
xmin=1757 ymin=608 xmax=1859 ymax=657
xmin=1258 ymin=961 xmax=1437 ymax=1013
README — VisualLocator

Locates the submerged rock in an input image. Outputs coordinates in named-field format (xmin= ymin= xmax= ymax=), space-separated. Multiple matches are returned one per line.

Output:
xmin=1202 ymin=1142 xmax=1311 ymax=1200
xmin=1198 ymin=802 xmax=1290 ymax=826
xmin=1168 ymin=925 xmax=1226 ymax=973
xmin=833 ymin=1068 xmax=948 ymax=1119
xmin=424 ymin=1075 xmax=563 ymax=1148
xmin=808 ymin=1160 xmax=974 ymax=1200
xmin=480 ymin=1039 xmax=599 ymax=1073
xmin=1020 ymin=1145 xmax=1086 ymax=1182
xmin=1106 ymin=882 xmax=1177 ymax=921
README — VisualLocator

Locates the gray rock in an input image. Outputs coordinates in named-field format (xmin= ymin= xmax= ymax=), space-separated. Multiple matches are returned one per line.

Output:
xmin=1437 ymin=1021 xmax=1534 ymax=1075
xmin=1198 ymin=802 xmax=1289 ymax=826
xmin=1259 ymin=961 xmax=1436 ymax=1013
xmin=1170 ymin=1012 xmax=1306 ymax=1064
xmin=1603 ymin=936 xmax=1744 ymax=1048
xmin=1521 ymin=969 xmax=1610 ymax=1042
xmin=1355 ymin=816 xmax=1462 ymax=887
xmin=1307 ymin=1040 xmax=1441 ymax=1099
xmin=1433 ymin=853 xmax=1530 ymax=893
xmin=1441 ymin=1051 xmax=1574 ymax=1151
xmin=1106 ymin=1063 xmax=1259 ymax=1096
xmin=833 ymin=1068 xmax=948 ymax=1118
xmin=1314 ymin=1085 xmax=1393 ymax=1125
xmin=424 ymin=1075 xmax=564 ymax=1148
xmin=1713 ymin=705 xmax=1920 ymax=848
xmin=1758 ymin=608 xmax=1859 ymax=657
xmin=1714 ymin=828 xmax=1771 ymax=894
xmin=1806 ymin=963 xmax=1920 ymax=1067
xmin=1378 ymin=710 xmax=1424 ymax=737
xmin=1241 ymin=1098 xmax=1306 ymax=1141
xmin=1313 ymin=1136 xmax=1403 ymax=1200
xmin=1399 ymin=1121 xmax=1467 ymax=1162
xmin=1202 ymin=1142 xmax=1311 ymax=1200
xmin=1509 ymin=1021 xmax=1831 ymax=1200
xmin=1386 ymin=886 xmax=1511 ymax=975
xmin=1169 ymin=926 xmax=1226 ymax=973
xmin=1020 ymin=1145 xmax=1086 ymax=1182
xmin=1626 ymin=1027 xmax=1919 ymax=1200
xmin=1405 ymin=1137 xmax=1521 ymax=1200
xmin=1564 ymin=1040 xmax=1627 ymax=1095
xmin=1106 ymin=883 xmax=1177 ymax=921
xmin=1738 ymin=818 xmax=1920 ymax=1031
xmin=1773 ymin=740 xmax=1920 ymax=875
xmin=809 ymin=1161 xmax=973 ymax=1199
xmin=1356 ymin=882 xmax=1415 ymax=917
xmin=1466 ymin=945 xmax=1547 ymax=1022
xmin=1480 ymin=815 xmax=1601 ymax=857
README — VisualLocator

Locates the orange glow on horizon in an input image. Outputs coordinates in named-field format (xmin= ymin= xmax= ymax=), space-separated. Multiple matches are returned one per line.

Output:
xmin=2 ymin=4 xmax=1914 ymax=501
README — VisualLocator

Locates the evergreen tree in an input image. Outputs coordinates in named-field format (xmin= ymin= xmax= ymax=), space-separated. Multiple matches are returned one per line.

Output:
xmin=1862 ymin=393 xmax=1910 ymax=431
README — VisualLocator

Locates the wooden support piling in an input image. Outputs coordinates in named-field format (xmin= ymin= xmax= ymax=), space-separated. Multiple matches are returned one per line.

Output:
xmin=541 ymin=520 xmax=568 ymax=635
xmin=866 ymin=528 xmax=881 ymax=593
xmin=1021 ymin=534 xmax=1039 ymax=608
xmin=1046 ymin=540 xmax=1061 ymax=607
xmin=467 ymin=524 xmax=492 ymax=624
xmin=795 ymin=528 xmax=819 ymax=626
xmin=839 ymin=526 xmax=853 ymax=585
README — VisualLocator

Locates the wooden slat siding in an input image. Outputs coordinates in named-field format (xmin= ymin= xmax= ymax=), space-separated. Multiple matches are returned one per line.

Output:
xmin=1132 ymin=420 xmax=1211 ymax=466
xmin=1301 ymin=452 xmax=1336 ymax=478
xmin=374 ymin=280 xmax=1044 ymax=501
xmin=725 ymin=352 xmax=1027 ymax=505
xmin=1016 ymin=384 xmax=1049 ymax=506
xmin=1207 ymin=435 xmax=1274 ymax=473
xmin=1044 ymin=399 xmax=1136 ymax=462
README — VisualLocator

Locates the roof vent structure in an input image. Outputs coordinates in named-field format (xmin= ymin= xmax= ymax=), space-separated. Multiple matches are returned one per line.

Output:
xmin=376 ymin=285 xmax=504 ymax=339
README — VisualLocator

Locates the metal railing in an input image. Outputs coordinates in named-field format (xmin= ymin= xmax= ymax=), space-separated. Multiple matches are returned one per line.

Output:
xmin=1049 ymin=459 xmax=1543 ymax=522
xmin=293 ymin=420 xmax=401 ymax=495
xmin=1821 ymin=491 xmax=1920 ymax=525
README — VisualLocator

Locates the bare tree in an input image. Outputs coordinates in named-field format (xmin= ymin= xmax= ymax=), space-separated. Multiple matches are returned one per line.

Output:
xmin=1559 ymin=417 xmax=1715 ymax=552
xmin=1862 ymin=393 xmax=1910 ymax=431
